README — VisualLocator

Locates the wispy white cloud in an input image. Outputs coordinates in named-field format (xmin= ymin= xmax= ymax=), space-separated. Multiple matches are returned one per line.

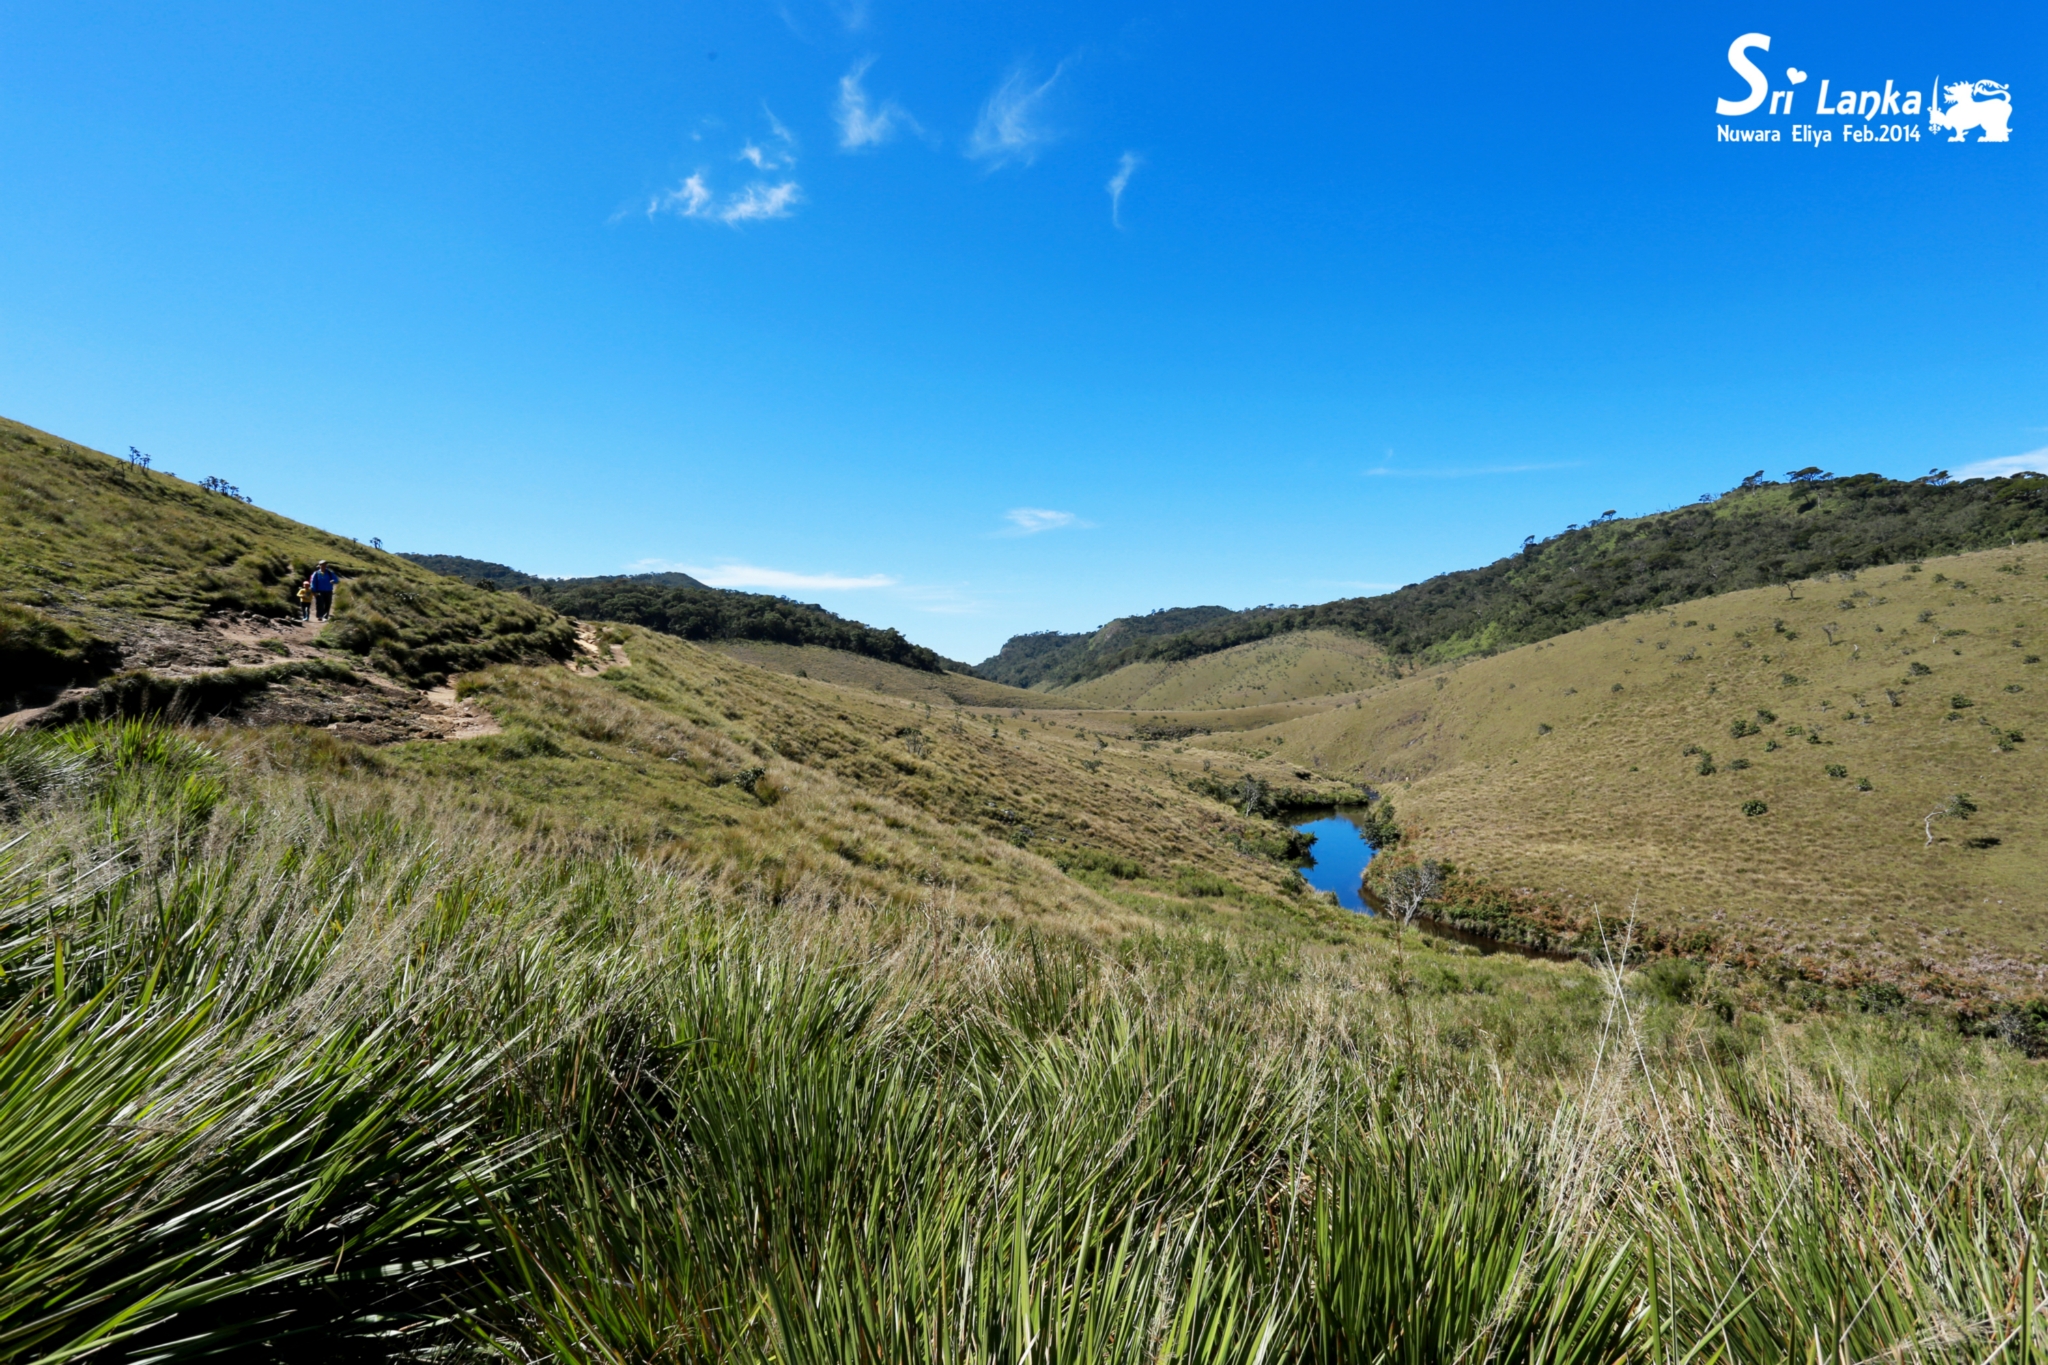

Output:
xmin=968 ymin=61 xmax=1067 ymax=166
xmin=650 ymin=172 xmax=713 ymax=218
xmin=829 ymin=0 xmax=870 ymax=32
xmin=739 ymin=108 xmax=797 ymax=168
xmin=835 ymin=57 xmax=918 ymax=149
xmin=1001 ymin=507 xmax=1088 ymax=535
xmin=1363 ymin=460 xmax=1584 ymax=479
xmin=648 ymin=172 xmax=802 ymax=224
xmin=633 ymin=559 xmax=896 ymax=591
xmin=1107 ymin=151 xmax=1139 ymax=227
xmin=721 ymin=180 xmax=803 ymax=222
xmin=1955 ymin=448 xmax=2048 ymax=480
xmin=644 ymin=111 xmax=800 ymax=226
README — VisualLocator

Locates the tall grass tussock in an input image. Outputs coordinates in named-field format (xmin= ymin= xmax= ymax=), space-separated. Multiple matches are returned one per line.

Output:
xmin=2 ymin=722 xmax=2045 ymax=1362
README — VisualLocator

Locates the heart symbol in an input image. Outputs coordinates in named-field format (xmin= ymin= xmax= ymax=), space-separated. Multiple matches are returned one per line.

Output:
xmin=1786 ymin=67 xmax=1808 ymax=84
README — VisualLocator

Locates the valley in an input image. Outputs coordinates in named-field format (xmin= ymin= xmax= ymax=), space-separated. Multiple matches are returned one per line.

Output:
xmin=6 ymin=416 xmax=2048 ymax=1362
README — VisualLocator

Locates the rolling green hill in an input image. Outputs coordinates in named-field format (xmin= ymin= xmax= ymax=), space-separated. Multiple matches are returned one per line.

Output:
xmin=974 ymin=605 xmax=1239 ymax=688
xmin=1054 ymin=629 xmax=1393 ymax=711
xmin=978 ymin=469 xmax=2048 ymax=691
xmin=704 ymin=638 xmax=1082 ymax=709
xmin=1202 ymin=543 xmax=2048 ymax=1002
xmin=0 ymin=412 xmax=1347 ymax=924
xmin=0 ymin=417 xmax=575 ymax=703
xmin=6 ymin=416 xmax=2048 ymax=1362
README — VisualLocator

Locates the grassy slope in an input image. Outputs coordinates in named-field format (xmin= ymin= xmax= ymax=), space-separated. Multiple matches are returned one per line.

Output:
xmin=1053 ymin=629 xmax=1393 ymax=711
xmin=374 ymin=625 xmax=1369 ymax=945
xmin=707 ymin=639 xmax=1084 ymax=709
xmin=972 ymin=605 xmax=1239 ymax=689
xmin=0 ymin=413 xmax=1364 ymax=948
xmin=1205 ymin=545 xmax=2048 ymax=999
xmin=0 ymin=417 xmax=572 ymax=685
xmin=14 ymin=410 xmax=2044 ymax=1003
xmin=17 ymin=723 xmax=2046 ymax=1362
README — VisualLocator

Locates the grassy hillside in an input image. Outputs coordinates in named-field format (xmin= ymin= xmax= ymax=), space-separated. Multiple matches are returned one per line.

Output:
xmin=7 ymin=418 xmax=2048 ymax=1360
xmin=0 ymin=415 xmax=1340 ymax=926
xmin=975 ymin=605 xmax=1239 ymax=688
xmin=0 ymin=417 xmax=574 ymax=697
xmin=9 ymin=721 xmax=2047 ymax=1361
xmin=707 ymin=639 xmax=1082 ymax=708
xmin=1207 ymin=544 xmax=2048 ymax=1002
xmin=980 ymin=471 xmax=2048 ymax=690
xmin=385 ymin=623 xmax=1357 ymax=931
xmin=1056 ymin=629 xmax=1393 ymax=711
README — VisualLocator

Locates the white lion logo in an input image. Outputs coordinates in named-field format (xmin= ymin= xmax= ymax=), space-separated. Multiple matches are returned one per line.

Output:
xmin=1929 ymin=78 xmax=2012 ymax=141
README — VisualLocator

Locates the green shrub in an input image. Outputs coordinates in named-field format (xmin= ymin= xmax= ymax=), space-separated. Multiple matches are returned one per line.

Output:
xmin=1054 ymin=847 xmax=1143 ymax=879
xmin=1172 ymin=867 xmax=1235 ymax=898
xmin=1638 ymin=957 xmax=1703 ymax=1005
xmin=1741 ymin=799 xmax=1768 ymax=817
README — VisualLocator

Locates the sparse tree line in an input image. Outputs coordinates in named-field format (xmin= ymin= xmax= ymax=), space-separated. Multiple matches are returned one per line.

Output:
xmin=972 ymin=469 xmax=2048 ymax=688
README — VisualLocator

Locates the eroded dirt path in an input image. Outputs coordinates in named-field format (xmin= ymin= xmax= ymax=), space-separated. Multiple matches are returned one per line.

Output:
xmin=2 ymin=610 xmax=501 ymax=742
xmin=566 ymin=622 xmax=629 ymax=675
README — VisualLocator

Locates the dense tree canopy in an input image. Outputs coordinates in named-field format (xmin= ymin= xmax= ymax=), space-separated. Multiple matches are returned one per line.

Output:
xmin=401 ymin=556 xmax=950 ymax=673
xmin=542 ymin=582 xmax=952 ymax=673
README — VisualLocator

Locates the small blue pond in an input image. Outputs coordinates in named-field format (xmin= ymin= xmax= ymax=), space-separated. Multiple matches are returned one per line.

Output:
xmin=1290 ymin=807 xmax=1378 ymax=913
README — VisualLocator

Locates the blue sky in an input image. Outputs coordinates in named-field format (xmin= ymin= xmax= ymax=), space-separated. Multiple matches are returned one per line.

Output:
xmin=1 ymin=1 xmax=2042 ymax=661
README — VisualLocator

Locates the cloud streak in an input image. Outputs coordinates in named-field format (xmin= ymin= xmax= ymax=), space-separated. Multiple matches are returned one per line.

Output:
xmin=649 ymin=174 xmax=802 ymax=224
xmin=835 ymin=57 xmax=917 ymax=149
xmin=646 ymin=113 xmax=800 ymax=225
xmin=969 ymin=62 xmax=1066 ymax=166
xmin=719 ymin=181 xmax=802 ymax=222
xmin=1955 ymin=448 xmax=2048 ymax=480
xmin=1001 ymin=507 xmax=1087 ymax=535
xmin=1107 ymin=152 xmax=1139 ymax=227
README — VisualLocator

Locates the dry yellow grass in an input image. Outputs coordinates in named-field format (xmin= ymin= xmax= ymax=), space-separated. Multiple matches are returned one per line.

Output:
xmin=375 ymin=626 xmax=1362 ymax=949
xmin=1053 ymin=629 xmax=1393 ymax=710
xmin=1199 ymin=545 xmax=2048 ymax=998
xmin=707 ymin=639 xmax=1075 ymax=708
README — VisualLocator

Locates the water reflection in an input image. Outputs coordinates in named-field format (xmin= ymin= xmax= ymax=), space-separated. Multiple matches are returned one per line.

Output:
xmin=1290 ymin=807 xmax=1377 ymax=913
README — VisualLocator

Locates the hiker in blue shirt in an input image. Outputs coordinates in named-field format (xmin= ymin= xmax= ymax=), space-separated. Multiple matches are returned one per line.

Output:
xmin=308 ymin=562 xmax=339 ymax=621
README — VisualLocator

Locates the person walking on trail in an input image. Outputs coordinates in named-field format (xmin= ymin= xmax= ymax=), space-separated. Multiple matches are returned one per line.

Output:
xmin=295 ymin=577 xmax=314 ymax=622
xmin=308 ymin=561 xmax=339 ymax=622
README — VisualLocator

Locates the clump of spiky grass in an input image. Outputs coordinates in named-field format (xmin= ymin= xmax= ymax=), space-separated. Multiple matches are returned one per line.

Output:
xmin=1 ymin=723 xmax=2044 ymax=1363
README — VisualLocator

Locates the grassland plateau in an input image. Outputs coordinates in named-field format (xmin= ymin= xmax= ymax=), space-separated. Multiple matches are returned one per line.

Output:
xmin=4 ymin=418 xmax=2048 ymax=1363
